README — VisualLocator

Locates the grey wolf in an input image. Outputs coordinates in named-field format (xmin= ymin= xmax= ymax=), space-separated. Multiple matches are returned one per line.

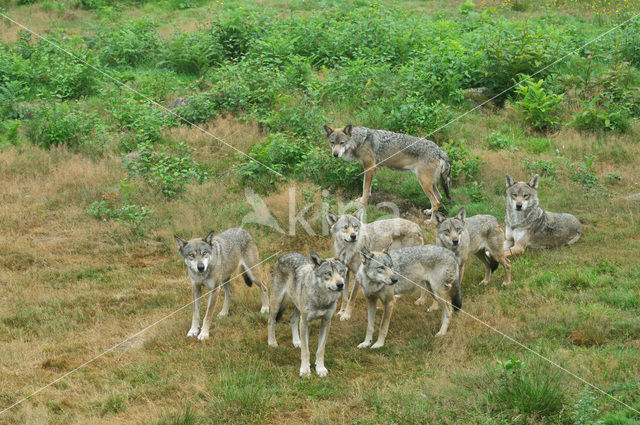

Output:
xmin=416 ymin=207 xmax=511 ymax=308
xmin=324 ymin=124 xmax=451 ymax=221
xmin=174 ymin=228 xmax=269 ymax=341
xmin=327 ymin=209 xmax=423 ymax=321
xmin=504 ymin=174 xmax=581 ymax=257
xmin=356 ymin=244 xmax=461 ymax=349
xmin=267 ymin=252 xmax=348 ymax=377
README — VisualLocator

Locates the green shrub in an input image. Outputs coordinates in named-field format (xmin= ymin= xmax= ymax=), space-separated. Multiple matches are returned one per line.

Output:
xmin=486 ymin=132 xmax=512 ymax=151
xmin=0 ymin=119 xmax=21 ymax=146
xmin=94 ymin=19 xmax=161 ymax=67
xmin=567 ymin=155 xmax=602 ymax=190
xmin=443 ymin=139 xmax=482 ymax=183
xmin=621 ymin=20 xmax=640 ymax=67
xmin=109 ymin=96 xmax=168 ymax=150
xmin=0 ymin=81 xmax=27 ymax=120
xmin=26 ymin=103 xmax=97 ymax=149
xmin=86 ymin=201 xmax=151 ymax=228
xmin=572 ymin=95 xmax=630 ymax=133
xmin=382 ymin=98 xmax=452 ymax=135
xmin=522 ymin=158 xmax=557 ymax=178
xmin=488 ymin=358 xmax=564 ymax=418
xmin=514 ymin=78 xmax=564 ymax=131
xmin=125 ymin=141 xmax=209 ymax=198
xmin=160 ymin=31 xmax=220 ymax=75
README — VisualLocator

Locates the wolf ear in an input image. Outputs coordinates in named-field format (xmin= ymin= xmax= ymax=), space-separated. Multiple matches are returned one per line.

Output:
xmin=204 ymin=230 xmax=216 ymax=245
xmin=528 ymin=174 xmax=540 ymax=189
xmin=326 ymin=212 xmax=338 ymax=226
xmin=434 ymin=211 xmax=446 ymax=225
xmin=174 ymin=235 xmax=186 ymax=250
xmin=353 ymin=208 xmax=365 ymax=222
xmin=456 ymin=207 xmax=466 ymax=222
xmin=381 ymin=242 xmax=392 ymax=254
xmin=309 ymin=251 xmax=323 ymax=268
xmin=360 ymin=247 xmax=372 ymax=264
xmin=323 ymin=124 xmax=333 ymax=137
xmin=506 ymin=174 xmax=515 ymax=188
xmin=343 ymin=124 xmax=353 ymax=137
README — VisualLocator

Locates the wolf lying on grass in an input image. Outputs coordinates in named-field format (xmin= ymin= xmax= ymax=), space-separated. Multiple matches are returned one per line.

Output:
xmin=327 ymin=209 xmax=423 ymax=321
xmin=268 ymin=252 xmax=348 ymax=378
xmin=504 ymin=174 xmax=581 ymax=257
xmin=416 ymin=207 xmax=511 ymax=309
xmin=174 ymin=228 xmax=269 ymax=341
xmin=324 ymin=124 xmax=451 ymax=223
xmin=356 ymin=244 xmax=461 ymax=348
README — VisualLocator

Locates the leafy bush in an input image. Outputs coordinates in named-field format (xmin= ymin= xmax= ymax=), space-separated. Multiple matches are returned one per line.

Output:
xmin=488 ymin=358 xmax=564 ymax=418
xmin=522 ymin=158 xmax=557 ymax=178
xmin=486 ymin=132 xmax=512 ymax=151
xmin=514 ymin=78 xmax=564 ymax=131
xmin=0 ymin=119 xmax=21 ymax=146
xmin=567 ymin=155 xmax=602 ymax=190
xmin=125 ymin=141 xmax=209 ymax=198
xmin=160 ymin=31 xmax=220 ymax=75
xmin=108 ymin=96 xmax=168 ymax=150
xmin=442 ymin=139 xmax=482 ymax=183
xmin=572 ymin=95 xmax=630 ymax=133
xmin=382 ymin=98 xmax=452 ymax=135
xmin=94 ymin=19 xmax=161 ymax=67
xmin=620 ymin=20 xmax=640 ymax=67
xmin=26 ymin=103 xmax=97 ymax=149
xmin=86 ymin=201 xmax=151 ymax=228
xmin=0 ymin=81 xmax=27 ymax=120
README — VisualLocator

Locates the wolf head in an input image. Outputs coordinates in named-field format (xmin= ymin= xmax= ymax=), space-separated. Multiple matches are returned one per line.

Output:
xmin=309 ymin=251 xmax=348 ymax=292
xmin=434 ymin=207 xmax=466 ymax=249
xmin=324 ymin=124 xmax=355 ymax=159
xmin=327 ymin=209 xmax=365 ymax=243
xmin=174 ymin=231 xmax=216 ymax=276
xmin=506 ymin=174 xmax=540 ymax=213
xmin=359 ymin=245 xmax=398 ymax=286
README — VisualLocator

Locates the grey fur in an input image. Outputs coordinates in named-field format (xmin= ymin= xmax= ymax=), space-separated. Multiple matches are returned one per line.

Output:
xmin=174 ymin=228 xmax=268 ymax=340
xmin=325 ymin=125 xmax=451 ymax=219
xmin=327 ymin=209 xmax=423 ymax=321
xmin=356 ymin=245 xmax=460 ymax=349
xmin=268 ymin=252 xmax=348 ymax=377
xmin=504 ymin=174 xmax=581 ymax=256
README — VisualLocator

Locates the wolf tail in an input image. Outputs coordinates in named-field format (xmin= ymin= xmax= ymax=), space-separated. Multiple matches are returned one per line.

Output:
xmin=441 ymin=160 xmax=452 ymax=202
xmin=240 ymin=264 xmax=254 ymax=287
xmin=452 ymin=273 xmax=462 ymax=311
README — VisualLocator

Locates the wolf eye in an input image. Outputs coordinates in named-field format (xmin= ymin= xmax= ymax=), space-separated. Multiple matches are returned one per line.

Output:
xmin=377 ymin=266 xmax=384 ymax=272
xmin=188 ymin=254 xmax=195 ymax=259
xmin=524 ymin=194 xmax=529 ymax=199
xmin=511 ymin=194 xmax=517 ymax=198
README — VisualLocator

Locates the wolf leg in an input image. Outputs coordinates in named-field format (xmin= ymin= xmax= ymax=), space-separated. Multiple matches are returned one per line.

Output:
xmin=267 ymin=282 xmax=286 ymax=347
xmin=217 ymin=278 xmax=231 ymax=317
xmin=416 ymin=168 xmax=439 ymax=224
xmin=340 ymin=277 xmax=359 ymax=321
xmin=359 ymin=162 xmax=376 ymax=205
xmin=290 ymin=307 xmax=301 ymax=348
xmin=415 ymin=288 xmax=429 ymax=305
xmin=358 ymin=296 xmax=378 ymax=348
xmin=198 ymin=285 xmax=221 ymax=340
xmin=187 ymin=284 xmax=202 ymax=337
xmin=435 ymin=291 xmax=453 ymax=337
xmin=299 ymin=314 xmax=311 ymax=377
xmin=315 ymin=316 xmax=332 ymax=377
xmin=372 ymin=296 xmax=395 ymax=348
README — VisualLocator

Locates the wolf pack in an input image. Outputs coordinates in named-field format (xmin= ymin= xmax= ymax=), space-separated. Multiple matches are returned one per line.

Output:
xmin=174 ymin=125 xmax=582 ymax=378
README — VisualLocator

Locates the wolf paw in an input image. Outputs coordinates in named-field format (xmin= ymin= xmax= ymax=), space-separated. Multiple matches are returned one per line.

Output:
xmin=435 ymin=330 xmax=446 ymax=337
xmin=478 ymin=280 xmax=489 ymax=286
xmin=260 ymin=305 xmax=269 ymax=314
xmin=197 ymin=331 xmax=210 ymax=341
xmin=316 ymin=366 xmax=328 ymax=378
xmin=357 ymin=341 xmax=371 ymax=349
xmin=299 ymin=367 xmax=311 ymax=378
xmin=426 ymin=305 xmax=440 ymax=313
xmin=371 ymin=341 xmax=385 ymax=349
xmin=217 ymin=311 xmax=228 ymax=318
xmin=268 ymin=340 xmax=278 ymax=348
xmin=339 ymin=311 xmax=351 ymax=321
xmin=501 ymin=280 xmax=511 ymax=286
xmin=186 ymin=328 xmax=200 ymax=338
xmin=292 ymin=339 xmax=301 ymax=348
xmin=414 ymin=297 xmax=427 ymax=306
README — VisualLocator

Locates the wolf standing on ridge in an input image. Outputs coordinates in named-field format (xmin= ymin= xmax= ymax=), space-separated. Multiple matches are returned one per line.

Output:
xmin=504 ymin=174 xmax=581 ymax=257
xmin=324 ymin=124 xmax=451 ymax=223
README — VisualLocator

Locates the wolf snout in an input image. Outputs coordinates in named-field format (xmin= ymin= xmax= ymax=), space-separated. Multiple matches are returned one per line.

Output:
xmin=350 ymin=233 xmax=356 ymax=241
xmin=515 ymin=202 xmax=522 ymax=210
xmin=452 ymin=237 xmax=459 ymax=245
xmin=336 ymin=281 xmax=344 ymax=290
xmin=197 ymin=263 xmax=205 ymax=272
xmin=332 ymin=151 xmax=339 ymax=158
xmin=390 ymin=276 xmax=399 ymax=284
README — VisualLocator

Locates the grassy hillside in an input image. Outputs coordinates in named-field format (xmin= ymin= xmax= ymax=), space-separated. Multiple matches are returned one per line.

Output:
xmin=0 ymin=0 xmax=639 ymax=424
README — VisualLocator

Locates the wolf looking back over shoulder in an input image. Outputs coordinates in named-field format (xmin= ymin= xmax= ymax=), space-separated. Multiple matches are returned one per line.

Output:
xmin=324 ymin=124 xmax=451 ymax=222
